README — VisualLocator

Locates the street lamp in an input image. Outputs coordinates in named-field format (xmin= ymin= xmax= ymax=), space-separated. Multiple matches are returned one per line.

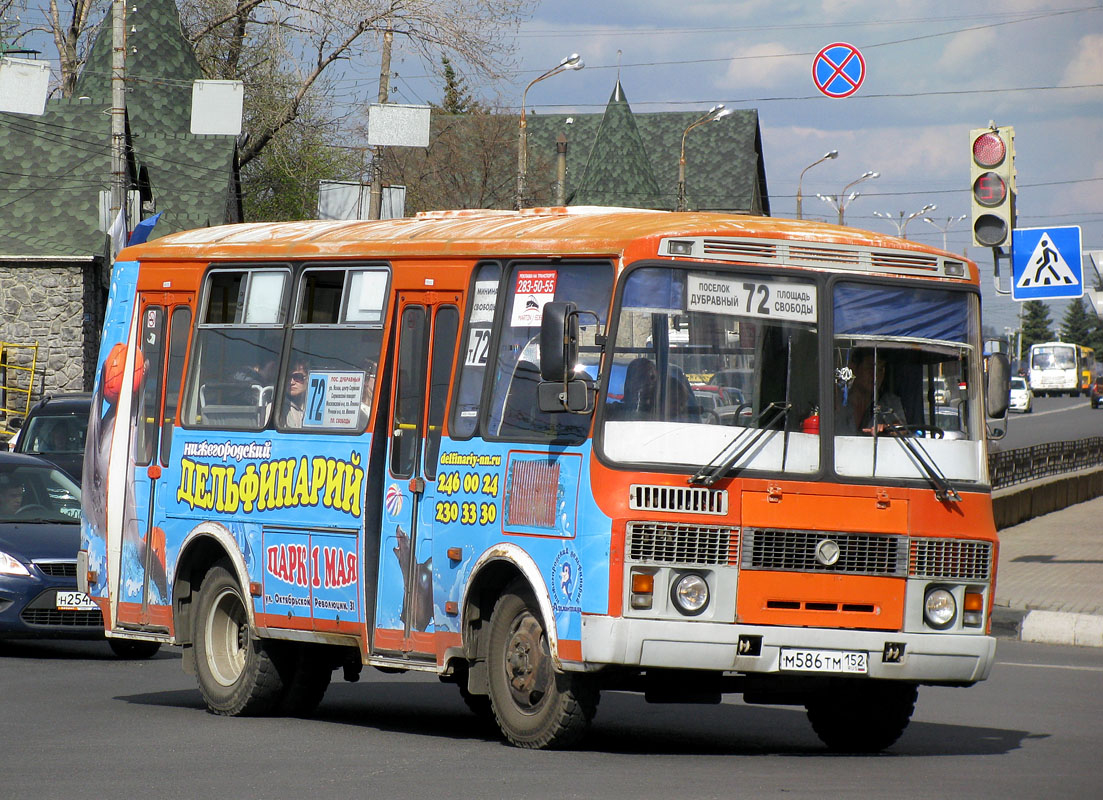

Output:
xmin=873 ymin=203 xmax=936 ymax=239
xmin=516 ymin=53 xmax=584 ymax=210
xmin=923 ymin=213 xmax=968 ymax=251
xmin=796 ymin=150 xmax=837 ymax=220
xmin=677 ymin=104 xmax=733 ymax=212
xmin=817 ymin=170 xmax=879 ymax=225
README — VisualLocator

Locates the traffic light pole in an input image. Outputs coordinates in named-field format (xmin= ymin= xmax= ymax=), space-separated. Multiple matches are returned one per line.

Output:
xmin=990 ymin=245 xmax=1012 ymax=295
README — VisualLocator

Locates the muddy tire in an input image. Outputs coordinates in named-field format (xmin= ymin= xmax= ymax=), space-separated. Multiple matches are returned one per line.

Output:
xmin=487 ymin=583 xmax=597 ymax=749
xmin=193 ymin=563 xmax=285 ymax=716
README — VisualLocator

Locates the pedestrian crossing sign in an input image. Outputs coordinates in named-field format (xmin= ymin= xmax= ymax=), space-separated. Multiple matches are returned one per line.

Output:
xmin=1011 ymin=225 xmax=1083 ymax=301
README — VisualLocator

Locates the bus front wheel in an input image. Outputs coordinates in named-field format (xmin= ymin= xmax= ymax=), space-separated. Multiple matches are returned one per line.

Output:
xmin=487 ymin=583 xmax=597 ymax=749
xmin=805 ymin=680 xmax=918 ymax=752
xmin=194 ymin=563 xmax=286 ymax=716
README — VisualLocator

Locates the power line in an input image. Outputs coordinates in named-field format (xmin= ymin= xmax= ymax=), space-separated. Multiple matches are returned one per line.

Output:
xmin=516 ymin=4 xmax=1102 ymax=75
xmin=515 ymin=6 xmax=1097 ymax=39
xmin=517 ymin=83 xmax=1102 ymax=113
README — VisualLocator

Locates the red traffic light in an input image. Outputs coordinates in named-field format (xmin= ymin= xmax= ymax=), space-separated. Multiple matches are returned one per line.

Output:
xmin=972 ymin=132 xmax=1006 ymax=168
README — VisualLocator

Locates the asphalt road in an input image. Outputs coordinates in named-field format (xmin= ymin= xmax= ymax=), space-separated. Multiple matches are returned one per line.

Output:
xmin=999 ymin=392 xmax=1101 ymax=450
xmin=1 ymin=637 xmax=1100 ymax=798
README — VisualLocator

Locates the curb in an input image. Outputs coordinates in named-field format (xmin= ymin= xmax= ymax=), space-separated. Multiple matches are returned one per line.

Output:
xmin=992 ymin=606 xmax=1103 ymax=648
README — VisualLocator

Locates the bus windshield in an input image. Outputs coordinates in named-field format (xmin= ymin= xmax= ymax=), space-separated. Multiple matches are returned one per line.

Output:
xmin=600 ymin=267 xmax=983 ymax=484
xmin=1032 ymin=344 xmax=1075 ymax=370
xmin=831 ymin=282 xmax=982 ymax=485
xmin=602 ymin=266 xmax=821 ymax=474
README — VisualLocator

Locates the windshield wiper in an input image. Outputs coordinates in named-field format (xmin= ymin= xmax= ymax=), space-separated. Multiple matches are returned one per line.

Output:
xmin=689 ymin=402 xmax=791 ymax=486
xmin=877 ymin=408 xmax=962 ymax=503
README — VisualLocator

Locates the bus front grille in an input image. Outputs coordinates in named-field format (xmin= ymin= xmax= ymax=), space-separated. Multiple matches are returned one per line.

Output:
xmin=910 ymin=538 xmax=993 ymax=581
xmin=629 ymin=484 xmax=728 ymax=515
xmin=741 ymin=529 xmax=908 ymax=577
xmin=626 ymin=522 xmax=738 ymax=566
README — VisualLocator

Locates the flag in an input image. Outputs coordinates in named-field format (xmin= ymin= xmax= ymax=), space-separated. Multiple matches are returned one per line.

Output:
xmin=108 ymin=207 xmax=127 ymax=256
xmin=128 ymin=212 xmax=162 ymax=246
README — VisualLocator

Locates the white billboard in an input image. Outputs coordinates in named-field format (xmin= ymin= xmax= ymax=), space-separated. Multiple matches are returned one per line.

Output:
xmin=366 ymin=104 xmax=431 ymax=148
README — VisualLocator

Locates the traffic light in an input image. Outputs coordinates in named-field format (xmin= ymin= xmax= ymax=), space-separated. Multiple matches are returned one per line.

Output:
xmin=969 ymin=125 xmax=1016 ymax=248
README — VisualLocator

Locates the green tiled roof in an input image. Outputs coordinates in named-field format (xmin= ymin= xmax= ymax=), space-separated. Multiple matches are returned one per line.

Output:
xmin=73 ymin=0 xmax=204 ymax=134
xmin=569 ymin=82 xmax=662 ymax=208
xmin=527 ymin=84 xmax=769 ymax=214
xmin=0 ymin=0 xmax=237 ymax=258
xmin=0 ymin=99 xmax=115 ymax=257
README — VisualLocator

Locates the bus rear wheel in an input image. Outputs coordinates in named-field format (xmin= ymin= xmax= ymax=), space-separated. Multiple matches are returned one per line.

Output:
xmin=194 ymin=563 xmax=286 ymax=716
xmin=805 ymin=680 xmax=918 ymax=752
xmin=487 ymin=584 xmax=597 ymax=749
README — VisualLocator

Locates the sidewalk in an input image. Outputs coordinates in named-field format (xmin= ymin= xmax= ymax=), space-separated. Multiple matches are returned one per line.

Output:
xmin=992 ymin=494 xmax=1103 ymax=647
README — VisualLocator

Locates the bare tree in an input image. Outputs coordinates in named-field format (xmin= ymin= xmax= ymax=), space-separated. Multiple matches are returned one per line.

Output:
xmin=178 ymin=0 xmax=536 ymax=168
xmin=29 ymin=0 xmax=534 ymax=168
xmin=387 ymin=109 xmax=555 ymax=214
xmin=46 ymin=0 xmax=98 ymax=97
xmin=1 ymin=0 xmax=29 ymax=47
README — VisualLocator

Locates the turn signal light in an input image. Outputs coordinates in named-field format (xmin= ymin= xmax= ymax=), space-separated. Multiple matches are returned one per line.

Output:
xmin=963 ymin=591 xmax=984 ymax=627
xmin=631 ymin=571 xmax=654 ymax=610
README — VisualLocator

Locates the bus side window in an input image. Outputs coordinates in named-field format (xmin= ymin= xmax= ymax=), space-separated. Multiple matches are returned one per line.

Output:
xmin=451 ymin=262 xmax=501 ymax=439
xmin=487 ymin=261 xmax=612 ymax=443
xmin=280 ymin=267 xmax=388 ymax=434
xmin=160 ymin=306 xmax=192 ymax=464
xmin=183 ymin=269 xmax=288 ymax=430
xmin=423 ymin=306 xmax=459 ymax=478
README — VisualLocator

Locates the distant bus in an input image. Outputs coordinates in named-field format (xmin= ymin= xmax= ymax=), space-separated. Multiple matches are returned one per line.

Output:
xmin=80 ymin=207 xmax=1010 ymax=753
xmin=1028 ymin=342 xmax=1095 ymax=396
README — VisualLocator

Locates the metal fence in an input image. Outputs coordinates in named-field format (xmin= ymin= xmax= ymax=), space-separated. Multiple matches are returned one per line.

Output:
xmin=988 ymin=437 xmax=1103 ymax=490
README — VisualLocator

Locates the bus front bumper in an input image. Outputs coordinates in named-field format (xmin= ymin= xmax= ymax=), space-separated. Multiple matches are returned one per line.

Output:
xmin=579 ymin=615 xmax=996 ymax=685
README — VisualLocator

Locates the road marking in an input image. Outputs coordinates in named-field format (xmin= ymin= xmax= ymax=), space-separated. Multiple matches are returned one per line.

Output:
xmin=998 ymin=660 xmax=1103 ymax=673
xmin=1014 ymin=403 xmax=1089 ymax=419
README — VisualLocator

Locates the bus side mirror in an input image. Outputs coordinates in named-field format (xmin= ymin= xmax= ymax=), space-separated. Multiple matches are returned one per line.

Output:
xmin=985 ymin=351 xmax=1011 ymax=418
xmin=538 ymin=301 xmax=592 ymax=414
xmin=539 ymin=301 xmax=578 ymax=381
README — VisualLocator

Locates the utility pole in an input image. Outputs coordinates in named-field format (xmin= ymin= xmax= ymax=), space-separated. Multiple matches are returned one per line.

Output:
xmin=109 ymin=0 xmax=127 ymax=252
xmin=367 ymin=25 xmax=393 ymax=221
xmin=554 ymin=133 xmax=567 ymax=206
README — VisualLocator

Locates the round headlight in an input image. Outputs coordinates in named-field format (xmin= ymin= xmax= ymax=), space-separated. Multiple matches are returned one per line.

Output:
xmin=671 ymin=573 xmax=709 ymax=616
xmin=924 ymin=587 xmax=957 ymax=629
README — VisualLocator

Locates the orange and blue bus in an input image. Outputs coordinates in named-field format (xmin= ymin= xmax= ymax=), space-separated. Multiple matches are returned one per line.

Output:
xmin=80 ymin=207 xmax=1010 ymax=751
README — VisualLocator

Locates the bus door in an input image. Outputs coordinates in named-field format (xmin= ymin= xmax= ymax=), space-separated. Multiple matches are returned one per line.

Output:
xmin=374 ymin=293 xmax=460 ymax=656
xmin=115 ymin=294 xmax=192 ymax=632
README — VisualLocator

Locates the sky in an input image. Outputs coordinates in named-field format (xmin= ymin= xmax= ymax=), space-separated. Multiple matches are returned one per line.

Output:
xmin=432 ymin=0 xmax=1103 ymax=339
xmin=6 ymin=0 xmax=1101 ymax=338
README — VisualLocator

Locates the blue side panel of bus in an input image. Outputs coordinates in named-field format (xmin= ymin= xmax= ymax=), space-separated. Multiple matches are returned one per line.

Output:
xmin=376 ymin=438 xmax=612 ymax=645
xmin=161 ymin=430 xmax=371 ymax=624
xmin=81 ymin=260 xmax=140 ymax=601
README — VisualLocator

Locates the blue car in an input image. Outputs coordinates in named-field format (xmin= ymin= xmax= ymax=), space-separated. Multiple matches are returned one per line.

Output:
xmin=0 ymin=452 xmax=161 ymax=658
xmin=0 ymin=451 xmax=104 ymax=643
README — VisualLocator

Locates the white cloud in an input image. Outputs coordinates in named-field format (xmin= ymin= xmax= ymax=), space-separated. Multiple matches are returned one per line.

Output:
xmin=937 ymin=28 xmax=999 ymax=72
xmin=716 ymin=43 xmax=804 ymax=89
xmin=1061 ymin=34 xmax=1103 ymax=85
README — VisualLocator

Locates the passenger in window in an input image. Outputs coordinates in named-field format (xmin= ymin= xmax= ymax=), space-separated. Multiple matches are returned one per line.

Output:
xmin=663 ymin=373 xmax=696 ymax=422
xmin=282 ymin=359 xmax=309 ymax=428
xmin=620 ymin=357 xmax=660 ymax=420
xmin=233 ymin=356 xmax=277 ymax=390
xmin=837 ymin=349 xmax=907 ymax=435
xmin=0 ymin=475 xmax=26 ymax=516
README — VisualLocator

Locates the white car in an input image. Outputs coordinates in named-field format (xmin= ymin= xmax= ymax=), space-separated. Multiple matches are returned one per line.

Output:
xmin=1009 ymin=376 xmax=1033 ymax=413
